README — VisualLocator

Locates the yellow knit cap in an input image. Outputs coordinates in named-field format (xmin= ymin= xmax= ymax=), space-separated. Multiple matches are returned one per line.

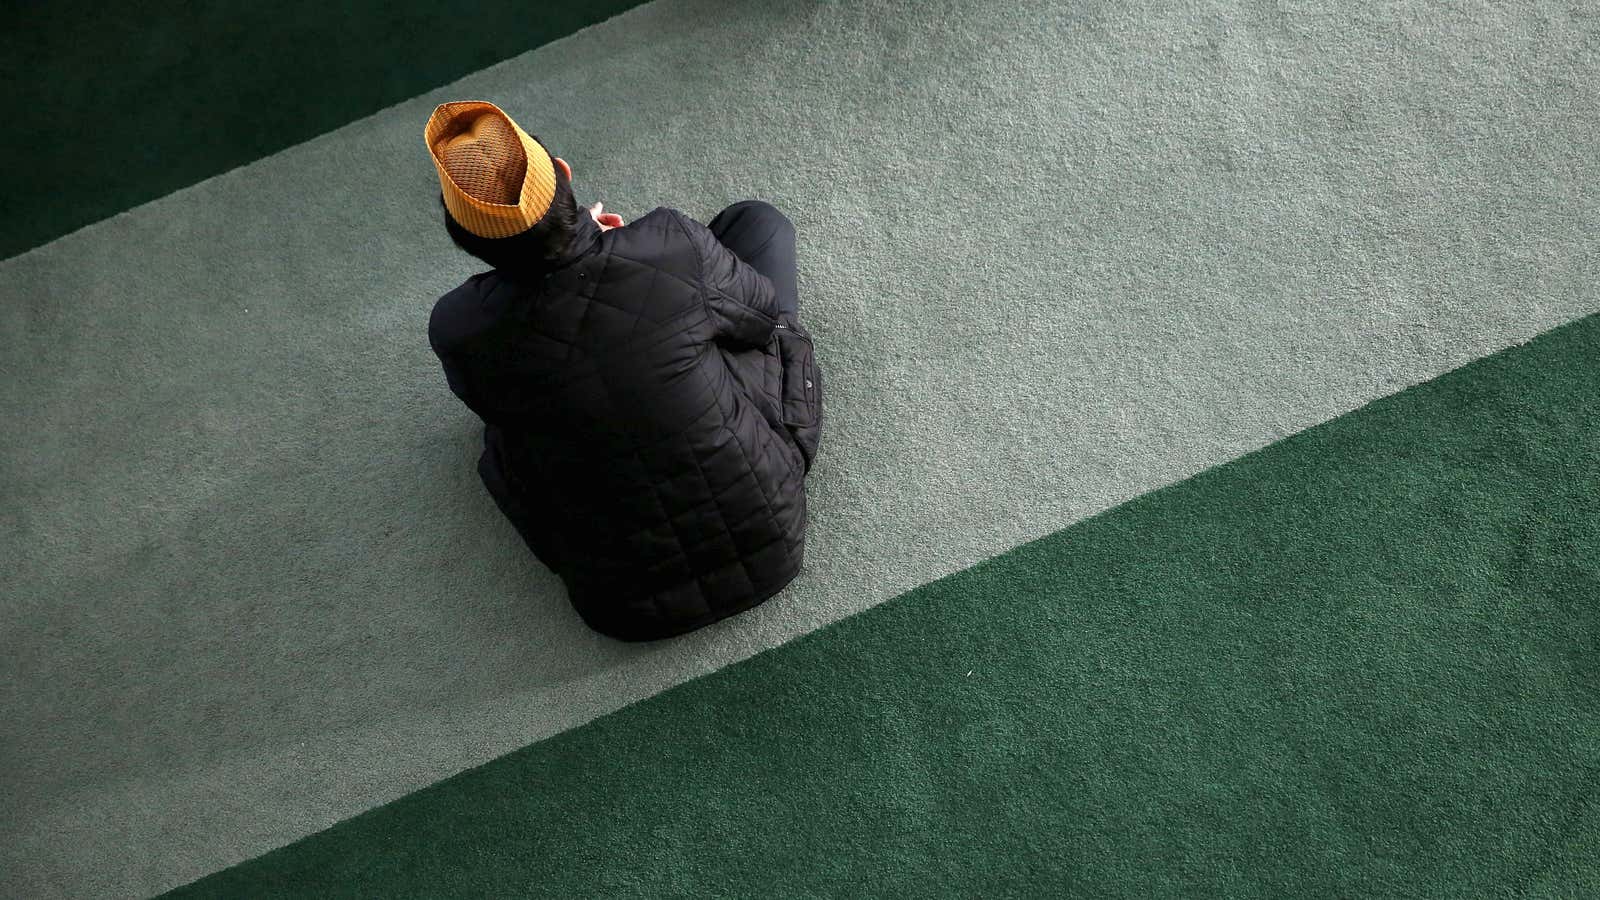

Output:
xmin=424 ymin=100 xmax=557 ymax=239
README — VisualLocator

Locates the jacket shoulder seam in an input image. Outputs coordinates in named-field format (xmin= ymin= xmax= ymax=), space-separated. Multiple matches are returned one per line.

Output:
xmin=663 ymin=208 xmax=716 ymax=326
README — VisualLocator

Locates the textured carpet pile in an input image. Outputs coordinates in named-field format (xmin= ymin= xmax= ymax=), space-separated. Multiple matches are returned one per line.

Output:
xmin=1 ymin=0 xmax=1596 ymax=896
xmin=174 ymin=315 xmax=1600 ymax=897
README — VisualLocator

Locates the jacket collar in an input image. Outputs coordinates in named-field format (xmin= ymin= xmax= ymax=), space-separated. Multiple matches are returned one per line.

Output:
xmin=548 ymin=207 xmax=603 ymax=270
xmin=482 ymin=208 xmax=602 ymax=285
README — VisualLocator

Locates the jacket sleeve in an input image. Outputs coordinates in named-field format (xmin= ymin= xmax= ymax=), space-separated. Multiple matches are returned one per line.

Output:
xmin=429 ymin=342 xmax=475 ymax=410
xmin=672 ymin=209 xmax=779 ymax=348
xmin=427 ymin=283 xmax=483 ymax=411
xmin=478 ymin=426 xmax=569 ymax=575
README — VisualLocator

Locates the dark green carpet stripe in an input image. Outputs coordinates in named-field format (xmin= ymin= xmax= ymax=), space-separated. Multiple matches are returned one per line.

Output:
xmin=169 ymin=314 xmax=1600 ymax=898
xmin=0 ymin=0 xmax=647 ymax=260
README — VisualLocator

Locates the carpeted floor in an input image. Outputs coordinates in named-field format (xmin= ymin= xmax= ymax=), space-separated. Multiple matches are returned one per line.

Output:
xmin=170 ymin=314 xmax=1600 ymax=897
xmin=2 ymin=0 xmax=1597 ymax=896
xmin=0 ymin=0 xmax=650 ymax=258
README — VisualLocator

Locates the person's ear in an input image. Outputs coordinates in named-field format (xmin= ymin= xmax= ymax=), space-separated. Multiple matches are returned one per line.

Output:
xmin=553 ymin=157 xmax=573 ymax=181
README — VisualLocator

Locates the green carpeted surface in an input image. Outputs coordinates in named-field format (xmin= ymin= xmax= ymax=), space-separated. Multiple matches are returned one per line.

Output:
xmin=0 ymin=0 xmax=647 ymax=259
xmin=171 ymin=315 xmax=1600 ymax=897
xmin=3 ymin=0 xmax=1599 ymax=895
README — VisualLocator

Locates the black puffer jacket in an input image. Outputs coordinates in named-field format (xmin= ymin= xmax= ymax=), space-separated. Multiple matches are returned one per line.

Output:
xmin=428 ymin=207 xmax=822 ymax=640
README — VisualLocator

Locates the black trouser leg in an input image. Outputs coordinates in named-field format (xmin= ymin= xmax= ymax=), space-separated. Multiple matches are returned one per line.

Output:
xmin=706 ymin=200 xmax=799 ymax=319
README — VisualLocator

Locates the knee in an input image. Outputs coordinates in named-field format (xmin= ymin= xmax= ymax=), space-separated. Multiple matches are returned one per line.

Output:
xmin=722 ymin=199 xmax=795 ymax=236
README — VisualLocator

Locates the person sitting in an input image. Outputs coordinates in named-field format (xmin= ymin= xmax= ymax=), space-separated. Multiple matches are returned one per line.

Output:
xmin=423 ymin=100 xmax=823 ymax=641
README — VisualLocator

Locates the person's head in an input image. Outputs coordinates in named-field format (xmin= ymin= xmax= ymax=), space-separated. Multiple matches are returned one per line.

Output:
xmin=425 ymin=101 xmax=582 ymax=271
xmin=437 ymin=157 xmax=581 ymax=271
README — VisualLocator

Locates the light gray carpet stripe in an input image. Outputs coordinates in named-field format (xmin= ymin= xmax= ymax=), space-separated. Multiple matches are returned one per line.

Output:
xmin=3 ymin=0 xmax=1597 ymax=895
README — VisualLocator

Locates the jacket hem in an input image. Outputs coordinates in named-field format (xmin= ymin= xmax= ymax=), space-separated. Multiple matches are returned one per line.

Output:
xmin=571 ymin=554 xmax=804 ymax=642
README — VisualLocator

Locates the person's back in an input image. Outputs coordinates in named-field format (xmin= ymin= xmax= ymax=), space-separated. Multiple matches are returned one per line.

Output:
xmin=423 ymin=100 xmax=822 ymax=640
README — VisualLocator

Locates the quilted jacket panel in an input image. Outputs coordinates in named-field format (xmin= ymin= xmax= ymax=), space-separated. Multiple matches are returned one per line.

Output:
xmin=429 ymin=206 xmax=822 ymax=640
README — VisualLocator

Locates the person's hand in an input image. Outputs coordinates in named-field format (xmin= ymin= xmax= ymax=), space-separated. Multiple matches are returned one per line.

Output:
xmin=589 ymin=201 xmax=625 ymax=231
